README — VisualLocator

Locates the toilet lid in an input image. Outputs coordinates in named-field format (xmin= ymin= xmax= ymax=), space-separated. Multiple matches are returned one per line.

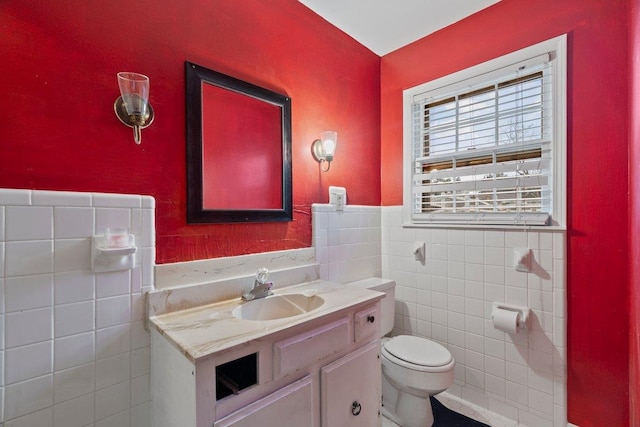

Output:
xmin=384 ymin=335 xmax=452 ymax=367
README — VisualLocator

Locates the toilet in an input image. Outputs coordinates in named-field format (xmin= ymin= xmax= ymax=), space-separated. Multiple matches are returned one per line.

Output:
xmin=349 ymin=278 xmax=455 ymax=427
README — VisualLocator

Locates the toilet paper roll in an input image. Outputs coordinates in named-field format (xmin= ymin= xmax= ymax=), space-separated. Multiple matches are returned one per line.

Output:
xmin=492 ymin=308 xmax=521 ymax=334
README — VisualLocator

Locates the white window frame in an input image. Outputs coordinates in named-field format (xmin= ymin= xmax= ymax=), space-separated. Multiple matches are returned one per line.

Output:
xmin=403 ymin=35 xmax=567 ymax=229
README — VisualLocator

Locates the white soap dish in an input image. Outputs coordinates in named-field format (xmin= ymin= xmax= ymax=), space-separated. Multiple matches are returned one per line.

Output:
xmin=95 ymin=245 xmax=136 ymax=256
xmin=91 ymin=234 xmax=137 ymax=272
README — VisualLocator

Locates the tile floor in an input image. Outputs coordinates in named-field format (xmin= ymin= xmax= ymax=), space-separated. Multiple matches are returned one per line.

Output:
xmin=381 ymin=415 xmax=400 ymax=426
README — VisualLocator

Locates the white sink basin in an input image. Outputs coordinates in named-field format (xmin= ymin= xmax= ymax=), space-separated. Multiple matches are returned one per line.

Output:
xmin=232 ymin=293 xmax=325 ymax=321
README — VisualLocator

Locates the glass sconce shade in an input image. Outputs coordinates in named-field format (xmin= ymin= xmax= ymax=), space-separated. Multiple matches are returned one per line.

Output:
xmin=320 ymin=131 xmax=337 ymax=159
xmin=114 ymin=72 xmax=154 ymax=144
xmin=117 ymin=72 xmax=149 ymax=117
xmin=312 ymin=130 xmax=338 ymax=172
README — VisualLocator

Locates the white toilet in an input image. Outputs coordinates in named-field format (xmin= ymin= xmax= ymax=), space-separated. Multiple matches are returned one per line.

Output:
xmin=349 ymin=278 xmax=455 ymax=427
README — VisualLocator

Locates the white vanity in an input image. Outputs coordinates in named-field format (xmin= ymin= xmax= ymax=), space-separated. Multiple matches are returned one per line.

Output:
xmin=149 ymin=280 xmax=384 ymax=427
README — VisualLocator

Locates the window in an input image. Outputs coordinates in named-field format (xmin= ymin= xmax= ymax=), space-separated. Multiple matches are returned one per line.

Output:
xmin=403 ymin=36 xmax=566 ymax=227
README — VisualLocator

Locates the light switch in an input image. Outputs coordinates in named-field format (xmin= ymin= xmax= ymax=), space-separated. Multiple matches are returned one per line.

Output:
xmin=329 ymin=186 xmax=346 ymax=211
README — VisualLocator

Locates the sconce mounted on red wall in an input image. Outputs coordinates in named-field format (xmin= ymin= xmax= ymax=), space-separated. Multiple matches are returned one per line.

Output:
xmin=311 ymin=131 xmax=338 ymax=172
xmin=114 ymin=72 xmax=155 ymax=144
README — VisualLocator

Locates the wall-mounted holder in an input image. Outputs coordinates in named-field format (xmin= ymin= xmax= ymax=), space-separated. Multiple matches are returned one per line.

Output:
xmin=91 ymin=234 xmax=137 ymax=273
xmin=413 ymin=241 xmax=425 ymax=262
xmin=491 ymin=302 xmax=531 ymax=333
xmin=513 ymin=247 xmax=532 ymax=272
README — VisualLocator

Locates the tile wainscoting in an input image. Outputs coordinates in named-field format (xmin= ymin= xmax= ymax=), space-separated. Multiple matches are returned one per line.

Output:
xmin=0 ymin=193 xmax=565 ymax=427
xmin=0 ymin=189 xmax=155 ymax=427
xmin=313 ymin=204 xmax=567 ymax=427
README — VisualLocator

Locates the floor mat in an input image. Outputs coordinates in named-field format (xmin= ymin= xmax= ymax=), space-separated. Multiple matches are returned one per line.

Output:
xmin=432 ymin=397 xmax=490 ymax=427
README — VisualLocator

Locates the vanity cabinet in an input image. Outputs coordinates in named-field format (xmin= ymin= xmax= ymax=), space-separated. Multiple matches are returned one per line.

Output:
xmin=151 ymin=298 xmax=382 ymax=427
xmin=215 ymin=339 xmax=380 ymax=427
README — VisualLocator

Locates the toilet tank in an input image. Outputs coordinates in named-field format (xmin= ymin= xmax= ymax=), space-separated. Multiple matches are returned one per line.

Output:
xmin=347 ymin=278 xmax=395 ymax=336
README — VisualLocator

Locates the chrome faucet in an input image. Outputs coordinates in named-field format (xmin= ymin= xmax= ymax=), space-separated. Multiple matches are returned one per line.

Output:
xmin=242 ymin=267 xmax=274 ymax=301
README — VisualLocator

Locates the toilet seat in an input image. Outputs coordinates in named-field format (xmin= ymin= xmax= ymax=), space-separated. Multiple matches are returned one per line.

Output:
xmin=382 ymin=335 xmax=454 ymax=373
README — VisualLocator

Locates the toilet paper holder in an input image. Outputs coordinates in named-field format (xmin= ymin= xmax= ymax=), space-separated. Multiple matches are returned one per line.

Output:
xmin=492 ymin=303 xmax=531 ymax=329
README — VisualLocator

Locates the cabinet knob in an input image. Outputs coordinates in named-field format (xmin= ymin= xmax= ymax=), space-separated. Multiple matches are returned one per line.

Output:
xmin=367 ymin=315 xmax=375 ymax=323
xmin=351 ymin=401 xmax=362 ymax=416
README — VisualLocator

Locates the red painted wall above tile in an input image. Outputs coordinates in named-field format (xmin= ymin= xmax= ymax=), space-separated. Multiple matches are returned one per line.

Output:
xmin=630 ymin=0 xmax=640 ymax=425
xmin=0 ymin=0 xmax=381 ymax=263
xmin=380 ymin=0 xmax=630 ymax=425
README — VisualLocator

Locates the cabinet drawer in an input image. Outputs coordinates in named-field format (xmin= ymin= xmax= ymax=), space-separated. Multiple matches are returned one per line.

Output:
xmin=214 ymin=375 xmax=314 ymax=427
xmin=354 ymin=303 xmax=379 ymax=342
xmin=274 ymin=317 xmax=350 ymax=378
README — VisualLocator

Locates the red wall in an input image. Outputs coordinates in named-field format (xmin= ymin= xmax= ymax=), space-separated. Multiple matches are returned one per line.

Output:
xmin=3 ymin=0 xmax=636 ymax=424
xmin=0 ymin=0 xmax=381 ymax=263
xmin=381 ymin=0 xmax=630 ymax=425
xmin=630 ymin=0 xmax=640 ymax=424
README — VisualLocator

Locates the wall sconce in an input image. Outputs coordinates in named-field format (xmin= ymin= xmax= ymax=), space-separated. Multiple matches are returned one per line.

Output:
xmin=311 ymin=131 xmax=338 ymax=172
xmin=114 ymin=72 xmax=154 ymax=144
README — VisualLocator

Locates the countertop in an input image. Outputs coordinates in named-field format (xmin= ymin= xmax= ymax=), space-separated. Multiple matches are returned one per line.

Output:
xmin=149 ymin=280 xmax=383 ymax=363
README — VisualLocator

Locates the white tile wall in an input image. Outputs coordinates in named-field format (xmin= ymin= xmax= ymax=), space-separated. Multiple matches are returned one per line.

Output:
xmin=0 ymin=194 xmax=561 ymax=426
xmin=0 ymin=189 xmax=154 ymax=427
xmin=312 ymin=204 xmax=567 ymax=426
xmin=312 ymin=204 xmax=382 ymax=282
xmin=380 ymin=206 xmax=567 ymax=427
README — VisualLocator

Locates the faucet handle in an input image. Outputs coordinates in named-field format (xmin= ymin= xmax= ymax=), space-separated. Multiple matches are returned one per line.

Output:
xmin=256 ymin=267 xmax=269 ymax=285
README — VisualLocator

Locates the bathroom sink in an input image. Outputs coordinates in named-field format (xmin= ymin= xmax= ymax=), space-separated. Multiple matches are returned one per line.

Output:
xmin=232 ymin=293 xmax=325 ymax=321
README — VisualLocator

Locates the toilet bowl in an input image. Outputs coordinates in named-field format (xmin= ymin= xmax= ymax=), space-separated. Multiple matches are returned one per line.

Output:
xmin=347 ymin=278 xmax=455 ymax=427
xmin=381 ymin=335 xmax=454 ymax=427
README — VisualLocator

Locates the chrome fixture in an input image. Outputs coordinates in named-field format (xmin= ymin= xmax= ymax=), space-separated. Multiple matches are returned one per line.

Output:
xmin=242 ymin=267 xmax=274 ymax=301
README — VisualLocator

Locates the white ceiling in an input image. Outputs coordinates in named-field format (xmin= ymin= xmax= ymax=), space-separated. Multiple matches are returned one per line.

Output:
xmin=298 ymin=0 xmax=501 ymax=56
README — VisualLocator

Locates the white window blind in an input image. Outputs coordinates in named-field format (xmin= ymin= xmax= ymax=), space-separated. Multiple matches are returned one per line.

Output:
xmin=409 ymin=54 xmax=555 ymax=225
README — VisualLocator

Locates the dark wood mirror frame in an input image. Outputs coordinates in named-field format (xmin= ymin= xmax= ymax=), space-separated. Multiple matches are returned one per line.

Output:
xmin=185 ymin=61 xmax=293 ymax=223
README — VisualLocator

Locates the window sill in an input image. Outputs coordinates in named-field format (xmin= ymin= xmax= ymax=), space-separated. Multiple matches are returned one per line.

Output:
xmin=402 ymin=222 xmax=566 ymax=232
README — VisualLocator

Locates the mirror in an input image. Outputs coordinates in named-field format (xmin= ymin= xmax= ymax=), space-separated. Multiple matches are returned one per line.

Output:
xmin=185 ymin=61 xmax=293 ymax=223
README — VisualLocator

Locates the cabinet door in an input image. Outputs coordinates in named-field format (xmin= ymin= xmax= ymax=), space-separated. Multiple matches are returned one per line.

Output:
xmin=274 ymin=316 xmax=350 ymax=379
xmin=214 ymin=375 xmax=315 ymax=427
xmin=320 ymin=341 xmax=381 ymax=427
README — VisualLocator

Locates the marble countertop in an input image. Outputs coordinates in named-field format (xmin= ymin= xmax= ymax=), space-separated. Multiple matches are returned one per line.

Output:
xmin=149 ymin=280 xmax=383 ymax=363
